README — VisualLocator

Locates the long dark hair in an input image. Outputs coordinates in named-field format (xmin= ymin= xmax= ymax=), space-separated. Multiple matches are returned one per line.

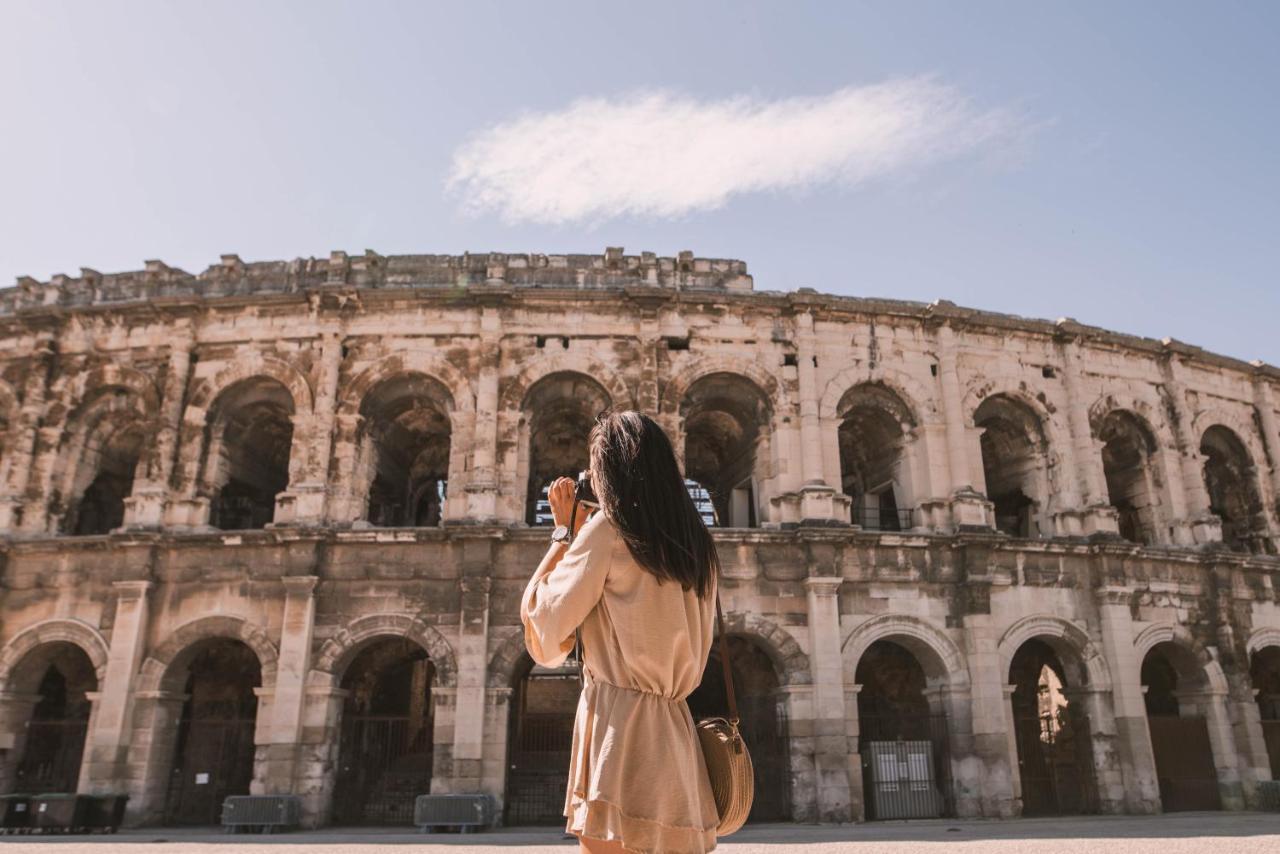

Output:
xmin=588 ymin=410 xmax=720 ymax=599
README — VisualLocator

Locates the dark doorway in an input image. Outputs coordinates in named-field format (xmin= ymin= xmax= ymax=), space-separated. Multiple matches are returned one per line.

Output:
xmin=1250 ymin=646 xmax=1280 ymax=778
xmin=333 ymin=638 xmax=435 ymax=825
xmin=1008 ymin=640 xmax=1098 ymax=816
xmin=11 ymin=644 xmax=96 ymax=793
xmin=163 ymin=640 xmax=261 ymax=825
xmin=854 ymin=640 xmax=953 ymax=820
xmin=687 ymin=636 xmax=792 ymax=822
xmin=68 ymin=425 xmax=145 ymax=535
xmin=504 ymin=654 xmax=581 ymax=825
xmin=1141 ymin=643 xmax=1221 ymax=812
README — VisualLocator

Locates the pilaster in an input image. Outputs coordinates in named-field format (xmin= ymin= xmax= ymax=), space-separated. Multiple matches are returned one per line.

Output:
xmin=1055 ymin=334 xmax=1120 ymax=536
xmin=83 ymin=580 xmax=152 ymax=792
xmin=465 ymin=307 xmax=502 ymax=521
xmin=935 ymin=325 xmax=994 ymax=531
xmin=450 ymin=576 xmax=492 ymax=790
xmin=259 ymin=576 xmax=318 ymax=792
xmin=1161 ymin=351 xmax=1222 ymax=545
xmin=803 ymin=575 xmax=852 ymax=821
xmin=125 ymin=331 xmax=193 ymax=529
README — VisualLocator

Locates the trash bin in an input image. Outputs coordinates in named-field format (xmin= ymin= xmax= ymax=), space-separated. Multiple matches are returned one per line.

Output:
xmin=32 ymin=794 xmax=92 ymax=833
xmin=0 ymin=795 xmax=32 ymax=834
xmin=84 ymin=794 xmax=129 ymax=833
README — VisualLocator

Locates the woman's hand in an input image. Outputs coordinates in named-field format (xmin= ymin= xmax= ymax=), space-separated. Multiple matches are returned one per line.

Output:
xmin=548 ymin=476 xmax=590 ymax=536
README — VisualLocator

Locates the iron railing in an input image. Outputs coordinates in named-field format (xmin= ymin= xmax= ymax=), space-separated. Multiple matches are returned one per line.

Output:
xmin=852 ymin=506 xmax=914 ymax=532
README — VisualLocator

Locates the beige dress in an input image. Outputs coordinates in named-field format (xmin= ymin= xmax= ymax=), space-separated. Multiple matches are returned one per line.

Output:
xmin=521 ymin=509 xmax=721 ymax=853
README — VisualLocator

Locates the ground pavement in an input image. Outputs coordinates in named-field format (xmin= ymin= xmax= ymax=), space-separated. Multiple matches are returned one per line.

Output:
xmin=1 ymin=813 xmax=1278 ymax=853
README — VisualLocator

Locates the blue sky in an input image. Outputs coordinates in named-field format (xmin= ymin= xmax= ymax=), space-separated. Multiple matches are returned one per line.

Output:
xmin=2 ymin=1 xmax=1277 ymax=363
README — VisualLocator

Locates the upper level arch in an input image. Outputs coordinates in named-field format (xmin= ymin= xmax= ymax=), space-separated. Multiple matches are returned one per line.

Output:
xmin=311 ymin=613 xmax=458 ymax=689
xmin=337 ymin=354 xmax=475 ymax=419
xmin=187 ymin=356 xmax=315 ymax=418
xmin=499 ymin=352 xmax=634 ymax=414
xmin=659 ymin=356 xmax=782 ymax=417
xmin=820 ymin=366 xmax=936 ymax=424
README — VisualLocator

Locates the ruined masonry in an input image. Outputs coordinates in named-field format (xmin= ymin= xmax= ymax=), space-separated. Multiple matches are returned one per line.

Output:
xmin=0 ymin=248 xmax=1277 ymax=828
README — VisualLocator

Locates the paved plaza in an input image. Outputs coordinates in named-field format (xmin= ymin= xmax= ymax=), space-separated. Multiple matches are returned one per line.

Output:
xmin=1 ymin=814 xmax=1279 ymax=853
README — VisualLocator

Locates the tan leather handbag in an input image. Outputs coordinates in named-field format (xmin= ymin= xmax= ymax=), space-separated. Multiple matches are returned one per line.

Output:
xmin=694 ymin=591 xmax=754 ymax=835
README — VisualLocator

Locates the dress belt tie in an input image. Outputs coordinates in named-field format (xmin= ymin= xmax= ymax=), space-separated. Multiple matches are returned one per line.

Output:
xmin=583 ymin=669 xmax=686 ymax=702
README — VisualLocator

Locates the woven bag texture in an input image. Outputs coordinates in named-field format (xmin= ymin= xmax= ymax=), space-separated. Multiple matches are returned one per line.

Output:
xmin=696 ymin=716 xmax=754 ymax=835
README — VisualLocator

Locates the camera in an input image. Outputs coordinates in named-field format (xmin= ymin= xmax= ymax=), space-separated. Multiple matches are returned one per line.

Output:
xmin=575 ymin=470 xmax=599 ymax=508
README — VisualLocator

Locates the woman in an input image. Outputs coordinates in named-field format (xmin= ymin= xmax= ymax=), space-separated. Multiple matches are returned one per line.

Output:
xmin=521 ymin=410 xmax=722 ymax=853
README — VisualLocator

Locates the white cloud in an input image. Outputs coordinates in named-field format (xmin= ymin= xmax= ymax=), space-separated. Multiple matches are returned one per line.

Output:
xmin=447 ymin=78 xmax=1023 ymax=225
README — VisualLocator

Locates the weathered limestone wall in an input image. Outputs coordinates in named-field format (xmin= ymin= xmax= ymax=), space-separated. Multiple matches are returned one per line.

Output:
xmin=0 ymin=250 xmax=1276 ymax=827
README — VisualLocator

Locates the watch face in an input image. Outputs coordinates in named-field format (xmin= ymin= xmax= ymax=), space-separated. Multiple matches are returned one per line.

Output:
xmin=552 ymin=525 xmax=570 ymax=542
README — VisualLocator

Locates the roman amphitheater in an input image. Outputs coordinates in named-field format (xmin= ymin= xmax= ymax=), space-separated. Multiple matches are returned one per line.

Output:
xmin=0 ymin=247 xmax=1277 ymax=830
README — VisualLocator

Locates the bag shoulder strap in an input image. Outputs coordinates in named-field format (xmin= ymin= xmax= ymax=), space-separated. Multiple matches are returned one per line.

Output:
xmin=714 ymin=583 xmax=738 ymax=725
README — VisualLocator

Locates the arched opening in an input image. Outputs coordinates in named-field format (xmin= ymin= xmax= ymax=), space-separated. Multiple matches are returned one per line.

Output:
xmin=69 ymin=424 xmax=145 ymax=535
xmin=162 ymin=639 xmax=261 ymax=825
xmin=687 ymin=636 xmax=791 ymax=822
xmin=854 ymin=640 xmax=952 ymax=819
xmin=1200 ymin=426 xmax=1269 ymax=554
xmin=4 ymin=642 xmax=97 ymax=794
xmin=204 ymin=377 xmax=295 ymax=530
xmin=679 ymin=374 xmax=771 ymax=529
xmin=522 ymin=373 xmax=611 ymax=526
xmin=1250 ymin=645 xmax=1280 ymax=779
xmin=333 ymin=638 xmax=435 ymax=824
xmin=974 ymin=395 xmax=1049 ymax=538
xmin=504 ymin=652 xmax=581 ymax=825
xmin=1140 ymin=641 xmax=1222 ymax=811
xmin=1008 ymin=640 xmax=1098 ymax=815
xmin=838 ymin=384 xmax=915 ymax=531
xmin=357 ymin=375 xmax=452 ymax=527
xmin=1097 ymin=411 xmax=1162 ymax=545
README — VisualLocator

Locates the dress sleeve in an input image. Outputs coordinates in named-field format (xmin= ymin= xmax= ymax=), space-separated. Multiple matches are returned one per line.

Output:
xmin=521 ymin=511 xmax=617 ymax=668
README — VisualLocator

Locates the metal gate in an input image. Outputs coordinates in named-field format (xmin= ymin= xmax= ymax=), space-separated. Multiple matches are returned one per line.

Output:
xmin=163 ymin=717 xmax=257 ymax=825
xmin=334 ymin=715 xmax=434 ymax=825
xmin=739 ymin=695 xmax=792 ymax=822
xmin=1147 ymin=715 xmax=1221 ymax=811
xmin=505 ymin=711 xmax=576 ymax=825
xmin=858 ymin=714 xmax=953 ymax=820
xmin=1014 ymin=709 xmax=1098 ymax=816
xmin=1262 ymin=721 xmax=1280 ymax=778
xmin=14 ymin=719 xmax=88 ymax=793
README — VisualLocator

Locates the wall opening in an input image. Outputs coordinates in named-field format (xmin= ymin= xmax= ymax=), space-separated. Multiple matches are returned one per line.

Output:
xmin=680 ymin=373 xmax=771 ymax=528
xmin=162 ymin=639 xmax=261 ymax=826
xmin=65 ymin=423 xmax=146 ymax=536
xmin=504 ymin=653 xmax=581 ymax=825
xmin=837 ymin=384 xmax=915 ymax=531
xmin=5 ymin=642 xmax=96 ymax=794
xmin=333 ymin=637 xmax=435 ymax=825
xmin=1008 ymin=639 xmax=1098 ymax=816
xmin=1098 ymin=411 xmax=1162 ymax=545
xmin=687 ymin=635 xmax=792 ymax=822
xmin=975 ymin=395 xmax=1049 ymax=538
xmin=1140 ymin=642 xmax=1221 ymax=812
xmin=204 ymin=377 xmax=295 ymax=530
xmin=1200 ymin=425 xmax=1270 ymax=554
xmin=358 ymin=375 xmax=452 ymax=527
xmin=854 ymin=640 xmax=953 ymax=819
xmin=522 ymin=373 xmax=611 ymax=526
xmin=1250 ymin=645 xmax=1280 ymax=779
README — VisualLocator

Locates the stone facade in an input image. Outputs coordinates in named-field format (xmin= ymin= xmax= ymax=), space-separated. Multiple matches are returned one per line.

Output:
xmin=0 ymin=248 xmax=1277 ymax=827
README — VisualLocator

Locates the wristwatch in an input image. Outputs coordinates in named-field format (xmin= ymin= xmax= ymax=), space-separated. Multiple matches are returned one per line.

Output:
xmin=550 ymin=524 xmax=572 ymax=545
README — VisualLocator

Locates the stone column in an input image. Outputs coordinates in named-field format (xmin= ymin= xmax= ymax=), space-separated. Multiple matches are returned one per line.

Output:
xmin=465 ymin=308 xmax=501 ymax=521
xmin=1176 ymin=687 xmax=1245 ymax=809
xmin=1064 ymin=685 xmax=1128 ymax=814
xmin=777 ymin=682 xmax=819 ymax=822
xmin=124 ymin=333 xmax=193 ymax=529
xmin=3 ymin=339 xmax=56 ymax=533
xmin=449 ymin=575 xmax=492 ymax=792
xmin=259 ymin=576 xmax=317 ymax=794
xmin=958 ymin=612 xmax=1017 ymax=817
xmin=481 ymin=685 xmax=514 ymax=816
xmin=1094 ymin=586 xmax=1161 ymax=812
xmin=275 ymin=335 xmax=341 ymax=525
xmin=1160 ymin=351 xmax=1221 ymax=544
xmin=842 ymin=684 xmax=865 ymax=821
xmin=794 ymin=313 xmax=846 ymax=524
xmin=1054 ymin=336 xmax=1119 ymax=536
xmin=803 ymin=575 xmax=852 ymax=820
xmin=82 ymin=581 xmax=152 ymax=793
xmin=1250 ymin=374 xmax=1280 ymax=543
xmin=124 ymin=691 xmax=189 ymax=825
xmin=935 ymin=325 xmax=992 ymax=530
